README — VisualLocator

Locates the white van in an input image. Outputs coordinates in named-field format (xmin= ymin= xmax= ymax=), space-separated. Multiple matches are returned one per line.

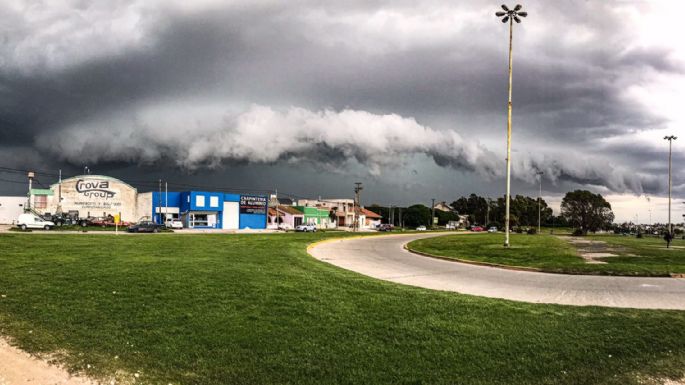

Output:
xmin=16 ymin=213 xmax=55 ymax=230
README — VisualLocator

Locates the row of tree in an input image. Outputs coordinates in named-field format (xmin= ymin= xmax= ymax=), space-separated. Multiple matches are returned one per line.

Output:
xmin=369 ymin=189 xmax=615 ymax=234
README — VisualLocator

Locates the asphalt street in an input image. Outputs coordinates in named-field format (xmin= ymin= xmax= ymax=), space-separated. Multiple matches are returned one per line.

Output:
xmin=309 ymin=233 xmax=685 ymax=310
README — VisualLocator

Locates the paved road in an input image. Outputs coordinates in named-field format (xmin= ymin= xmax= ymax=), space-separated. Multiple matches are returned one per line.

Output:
xmin=309 ymin=233 xmax=685 ymax=310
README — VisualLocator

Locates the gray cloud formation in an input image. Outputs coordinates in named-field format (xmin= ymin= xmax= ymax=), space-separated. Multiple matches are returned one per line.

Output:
xmin=0 ymin=0 xmax=682 ymax=199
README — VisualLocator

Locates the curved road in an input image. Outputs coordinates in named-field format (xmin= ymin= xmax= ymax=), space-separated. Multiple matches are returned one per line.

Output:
xmin=309 ymin=233 xmax=685 ymax=310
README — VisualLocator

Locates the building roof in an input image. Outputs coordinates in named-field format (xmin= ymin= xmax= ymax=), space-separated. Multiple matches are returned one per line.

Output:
xmin=359 ymin=207 xmax=382 ymax=218
xmin=30 ymin=188 xmax=53 ymax=196
xmin=279 ymin=205 xmax=304 ymax=215
xmin=270 ymin=205 xmax=303 ymax=216
xmin=277 ymin=197 xmax=295 ymax=206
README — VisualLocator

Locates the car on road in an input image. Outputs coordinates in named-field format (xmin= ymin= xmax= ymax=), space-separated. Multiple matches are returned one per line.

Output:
xmin=378 ymin=224 xmax=394 ymax=232
xmin=471 ymin=226 xmax=484 ymax=232
xmin=416 ymin=225 xmax=427 ymax=231
xmin=165 ymin=218 xmax=184 ymax=229
xmin=488 ymin=226 xmax=498 ymax=233
xmin=295 ymin=224 xmax=317 ymax=232
xmin=127 ymin=220 xmax=165 ymax=233
xmin=16 ymin=213 xmax=55 ymax=230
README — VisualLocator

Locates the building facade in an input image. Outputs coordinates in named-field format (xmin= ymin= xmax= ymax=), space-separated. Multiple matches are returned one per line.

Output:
xmin=0 ymin=196 xmax=27 ymax=224
xmin=29 ymin=175 xmax=143 ymax=222
xmin=151 ymin=191 xmax=268 ymax=229
xmin=7 ymin=174 xmax=268 ymax=229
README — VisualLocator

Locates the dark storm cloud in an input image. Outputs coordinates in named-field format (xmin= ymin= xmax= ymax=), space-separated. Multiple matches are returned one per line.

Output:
xmin=0 ymin=0 xmax=682 ymax=200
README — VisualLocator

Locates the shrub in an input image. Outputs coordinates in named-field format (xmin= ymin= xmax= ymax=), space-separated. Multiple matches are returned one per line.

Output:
xmin=572 ymin=229 xmax=584 ymax=236
xmin=527 ymin=228 xmax=537 ymax=235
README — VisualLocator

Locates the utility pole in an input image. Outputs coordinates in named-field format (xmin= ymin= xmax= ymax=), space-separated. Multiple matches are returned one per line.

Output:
xmin=431 ymin=198 xmax=436 ymax=229
xmin=496 ymin=4 xmax=527 ymax=247
xmin=537 ymin=171 xmax=544 ymax=234
xmin=354 ymin=182 xmax=363 ymax=231
xmin=165 ymin=181 xmax=168 ymax=225
xmin=57 ymin=169 xmax=62 ymax=214
xmin=158 ymin=179 xmax=162 ymax=224
xmin=664 ymin=135 xmax=677 ymax=235
xmin=398 ymin=206 xmax=403 ymax=229
xmin=27 ymin=171 xmax=34 ymax=211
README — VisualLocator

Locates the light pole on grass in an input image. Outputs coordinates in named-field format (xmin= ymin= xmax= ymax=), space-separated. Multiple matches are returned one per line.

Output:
xmin=536 ymin=171 xmax=543 ymax=235
xmin=664 ymin=135 xmax=677 ymax=235
xmin=496 ymin=4 xmax=527 ymax=247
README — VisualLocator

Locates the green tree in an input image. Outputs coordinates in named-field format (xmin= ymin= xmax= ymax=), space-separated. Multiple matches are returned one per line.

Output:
xmin=403 ymin=205 xmax=431 ymax=228
xmin=560 ymin=190 xmax=614 ymax=234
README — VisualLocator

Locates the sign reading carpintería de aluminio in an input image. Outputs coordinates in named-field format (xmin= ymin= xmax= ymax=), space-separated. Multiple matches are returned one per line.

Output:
xmin=239 ymin=195 xmax=267 ymax=214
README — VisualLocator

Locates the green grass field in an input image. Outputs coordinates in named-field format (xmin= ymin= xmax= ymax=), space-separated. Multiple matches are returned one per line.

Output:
xmin=1 ymin=233 xmax=684 ymax=385
xmin=408 ymin=233 xmax=685 ymax=276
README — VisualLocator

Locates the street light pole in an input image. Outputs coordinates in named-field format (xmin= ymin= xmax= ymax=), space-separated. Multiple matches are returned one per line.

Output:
xmin=536 ymin=171 xmax=543 ymax=234
xmin=664 ymin=135 xmax=677 ymax=235
xmin=496 ymin=4 xmax=527 ymax=247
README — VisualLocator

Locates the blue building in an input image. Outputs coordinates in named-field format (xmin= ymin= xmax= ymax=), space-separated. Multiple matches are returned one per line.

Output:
xmin=151 ymin=191 xmax=267 ymax=230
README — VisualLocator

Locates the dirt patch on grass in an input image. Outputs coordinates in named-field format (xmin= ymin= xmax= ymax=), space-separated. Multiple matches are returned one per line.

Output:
xmin=0 ymin=338 xmax=97 ymax=385
xmin=563 ymin=237 xmax=628 ymax=264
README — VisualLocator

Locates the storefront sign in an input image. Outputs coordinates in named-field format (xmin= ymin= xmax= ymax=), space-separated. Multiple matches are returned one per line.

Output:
xmin=240 ymin=195 xmax=267 ymax=214
xmin=76 ymin=179 xmax=116 ymax=199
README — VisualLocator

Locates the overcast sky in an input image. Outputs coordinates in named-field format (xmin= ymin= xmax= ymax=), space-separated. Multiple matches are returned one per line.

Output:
xmin=0 ymin=0 xmax=682 ymax=222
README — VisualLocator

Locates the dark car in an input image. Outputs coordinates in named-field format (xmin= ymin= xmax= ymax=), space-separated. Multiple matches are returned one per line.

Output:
xmin=127 ymin=221 xmax=165 ymax=233
xmin=378 ymin=224 xmax=394 ymax=232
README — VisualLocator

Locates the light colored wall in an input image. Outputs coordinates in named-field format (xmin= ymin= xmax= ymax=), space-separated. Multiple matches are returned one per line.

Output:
xmin=43 ymin=176 xmax=139 ymax=222
xmin=136 ymin=192 xmax=153 ymax=222
xmin=0 ymin=196 xmax=27 ymax=224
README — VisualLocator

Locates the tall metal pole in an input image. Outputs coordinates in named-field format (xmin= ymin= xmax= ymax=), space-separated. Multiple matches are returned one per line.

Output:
xmin=504 ymin=16 xmax=514 ymax=247
xmin=537 ymin=171 xmax=543 ymax=234
xmin=58 ymin=169 xmax=62 ymax=213
xmin=496 ymin=4 xmax=527 ymax=246
xmin=664 ymin=135 xmax=677 ymax=235
xmin=158 ymin=179 xmax=162 ymax=224
xmin=431 ymin=198 xmax=436 ymax=229
xmin=27 ymin=171 xmax=34 ymax=211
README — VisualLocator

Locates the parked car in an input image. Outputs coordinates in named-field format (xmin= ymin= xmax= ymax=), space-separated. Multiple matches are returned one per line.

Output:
xmin=416 ymin=225 xmax=427 ymax=231
xmin=127 ymin=220 xmax=165 ymax=233
xmin=165 ymin=218 xmax=184 ymax=229
xmin=378 ymin=224 xmax=394 ymax=232
xmin=295 ymin=223 xmax=317 ymax=232
xmin=488 ymin=226 xmax=498 ymax=233
xmin=16 ymin=213 xmax=55 ymax=230
xmin=471 ymin=226 xmax=484 ymax=232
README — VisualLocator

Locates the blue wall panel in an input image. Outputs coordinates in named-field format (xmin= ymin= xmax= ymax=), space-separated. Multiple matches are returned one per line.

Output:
xmin=151 ymin=191 xmax=182 ymax=223
xmin=239 ymin=214 xmax=267 ymax=229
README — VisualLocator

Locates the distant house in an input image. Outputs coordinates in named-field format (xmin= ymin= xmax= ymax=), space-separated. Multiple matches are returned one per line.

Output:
xmin=434 ymin=201 xmax=453 ymax=212
xmin=267 ymin=205 xmax=304 ymax=230
xmin=359 ymin=207 xmax=382 ymax=228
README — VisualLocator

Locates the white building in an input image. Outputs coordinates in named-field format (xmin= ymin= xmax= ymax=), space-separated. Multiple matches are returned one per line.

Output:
xmin=0 ymin=196 xmax=27 ymax=224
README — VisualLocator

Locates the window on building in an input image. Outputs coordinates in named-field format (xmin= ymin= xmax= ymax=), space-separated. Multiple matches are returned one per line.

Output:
xmin=196 ymin=195 xmax=205 ymax=207
xmin=210 ymin=196 xmax=219 ymax=207
xmin=34 ymin=195 xmax=47 ymax=209
xmin=191 ymin=213 xmax=208 ymax=227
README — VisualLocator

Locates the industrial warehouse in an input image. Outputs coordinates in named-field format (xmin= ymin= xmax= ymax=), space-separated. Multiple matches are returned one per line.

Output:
xmin=0 ymin=174 xmax=382 ymax=230
xmin=0 ymin=174 xmax=268 ymax=230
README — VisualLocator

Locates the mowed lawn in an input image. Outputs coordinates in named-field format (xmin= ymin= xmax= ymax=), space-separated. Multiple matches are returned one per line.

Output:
xmin=408 ymin=233 xmax=685 ymax=276
xmin=0 ymin=233 xmax=684 ymax=385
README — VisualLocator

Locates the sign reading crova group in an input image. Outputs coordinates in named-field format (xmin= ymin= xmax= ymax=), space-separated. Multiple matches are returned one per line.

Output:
xmin=75 ymin=179 xmax=117 ymax=199
xmin=47 ymin=176 xmax=138 ymax=221
xmin=239 ymin=195 xmax=267 ymax=215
